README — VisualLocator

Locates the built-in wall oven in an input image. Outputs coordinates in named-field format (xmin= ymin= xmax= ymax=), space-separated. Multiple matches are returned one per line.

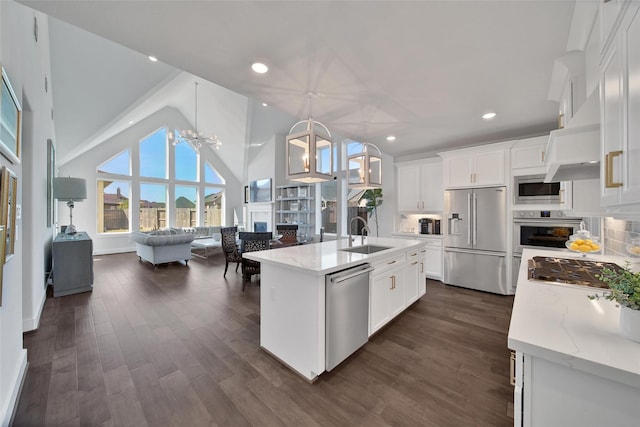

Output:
xmin=512 ymin=210 xmax=583 ymax=288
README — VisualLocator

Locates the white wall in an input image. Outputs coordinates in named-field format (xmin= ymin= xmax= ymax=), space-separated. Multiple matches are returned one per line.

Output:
xmin=0 ymin=1 xmax=56 ymax=424
xmin=59 ymin=107 xmax=243 ymax=255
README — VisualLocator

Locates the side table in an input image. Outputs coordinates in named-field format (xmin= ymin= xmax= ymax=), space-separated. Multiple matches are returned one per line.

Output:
xmin=52 ymin=232 xmax=94 ymax=297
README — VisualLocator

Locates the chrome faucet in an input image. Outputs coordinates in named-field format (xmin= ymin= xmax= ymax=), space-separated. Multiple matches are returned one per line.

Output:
xmin=348 ymin=216 xmax=371 ymax=247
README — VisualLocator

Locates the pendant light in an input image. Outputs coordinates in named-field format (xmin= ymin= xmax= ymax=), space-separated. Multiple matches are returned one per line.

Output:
xmin=286 ymin=93 xmax=333 ymax=182
xmin=347 ymin=124 xmax=382 ymax=189
xmin=170 ymin=81 xmax=222 ymax=150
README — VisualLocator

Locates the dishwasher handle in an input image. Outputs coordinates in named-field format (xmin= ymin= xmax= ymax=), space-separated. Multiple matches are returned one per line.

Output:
xmin=330 ymin=266 xmax=374 ymax=283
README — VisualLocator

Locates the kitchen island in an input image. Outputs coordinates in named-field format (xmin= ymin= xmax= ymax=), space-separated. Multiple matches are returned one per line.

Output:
xmin=508 ymin=248 xmax=640 ymax=427
xmin=243 ymin=236 xmax=424 ymax=381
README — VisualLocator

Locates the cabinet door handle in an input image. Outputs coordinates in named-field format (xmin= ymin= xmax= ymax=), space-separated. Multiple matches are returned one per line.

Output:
xmin=420 ymin=262 xmax=424 ymax=273
xmin=509 ymin=351 xmax=516 ymax=386
xmin=420 ymin=249 xmax=426 ymax=253
xmin=605 ymin=150 xmax=623 ymax=188
xmin=387 ymin=260 xmax=397 ymax=265
xmin=559 ymin=189 xmax=565 ymax=204
xmin=421 ymin=201 xmax=425 ymax=209
xmin=389 ymin=275 xmax=396 ymax=290
xmin=417 ymin=201 xmax=420 ymax=209
xmin=410 ymin=252 xmax=417 ymax=257
xmin=470 ymin=173 xmax=473 ymax=183
xmin=411 ymin=261 xmax=418 ymax=265
xmin=541 ymin=151 xmax=545 ymax=163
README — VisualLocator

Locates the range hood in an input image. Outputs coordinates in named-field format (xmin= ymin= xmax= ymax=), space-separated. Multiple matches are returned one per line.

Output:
xmin=544 ymin=92 xmax=600 ymax=182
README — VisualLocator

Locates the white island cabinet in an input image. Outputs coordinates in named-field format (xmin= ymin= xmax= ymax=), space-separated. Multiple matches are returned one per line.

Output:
xmin=244 ymin=237 xmax=423 ymax=381
xmin=508 ymin=248 xmax=640 ymax=427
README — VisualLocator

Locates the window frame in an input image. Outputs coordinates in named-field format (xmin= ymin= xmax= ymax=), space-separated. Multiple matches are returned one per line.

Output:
xmin=95 ymin=126 xmax=226 ymax=234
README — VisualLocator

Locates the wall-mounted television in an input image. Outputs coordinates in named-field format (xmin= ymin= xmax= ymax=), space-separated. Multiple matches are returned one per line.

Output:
xmin=249 ymin=178 xmax=272 ymax=203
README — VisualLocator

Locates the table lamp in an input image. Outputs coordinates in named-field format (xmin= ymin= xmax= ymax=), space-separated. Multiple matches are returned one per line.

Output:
xmin=53 ymin=177 xmax=87 ymax=235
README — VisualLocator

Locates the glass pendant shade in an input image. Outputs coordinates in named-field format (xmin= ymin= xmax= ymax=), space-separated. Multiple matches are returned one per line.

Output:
xmin=348 ymin=143 xmax=382 ymax=189
xmin=286 ymin=119 xmax=333 ymax=182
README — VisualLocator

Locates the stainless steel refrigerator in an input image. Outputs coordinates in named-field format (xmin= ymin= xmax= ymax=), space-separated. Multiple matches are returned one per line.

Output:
xmin=443 ymin=186 xmax=508 ymax=294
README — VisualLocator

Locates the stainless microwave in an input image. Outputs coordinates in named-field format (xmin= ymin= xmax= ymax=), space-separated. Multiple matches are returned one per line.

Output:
xmin=514 ymin=175 xmax=568 ymax=205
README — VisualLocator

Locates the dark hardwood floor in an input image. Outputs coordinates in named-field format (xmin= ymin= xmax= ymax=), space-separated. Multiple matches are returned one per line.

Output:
xmin=13 ymin=252 xmax=515 ymax=426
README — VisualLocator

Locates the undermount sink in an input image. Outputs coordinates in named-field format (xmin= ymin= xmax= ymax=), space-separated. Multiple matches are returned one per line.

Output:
xmin=340 ymin=244 xmax=392 ymax=255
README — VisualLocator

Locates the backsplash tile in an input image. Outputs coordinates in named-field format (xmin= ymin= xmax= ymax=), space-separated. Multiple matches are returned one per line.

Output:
xmin=603 ymin=217 xmax=640 ymax=256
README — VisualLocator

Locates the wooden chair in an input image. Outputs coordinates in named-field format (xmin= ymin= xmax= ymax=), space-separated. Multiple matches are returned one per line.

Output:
xmin=239 ymin=231 xmax=271 ymax=291
xmin=276 ymin=224 xmax=299 ymax=247
xmin=221 ymin=227 xmax=241 ymax=277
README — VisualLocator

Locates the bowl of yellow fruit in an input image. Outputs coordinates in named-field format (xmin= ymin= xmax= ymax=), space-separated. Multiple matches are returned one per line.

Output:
xmin=626 ymin=238 xmax=640 ymax=257
xmin=565 ymin=220 xmax=601 ymax=255
xmin=566 ymin=238 xmax=601 ymax=254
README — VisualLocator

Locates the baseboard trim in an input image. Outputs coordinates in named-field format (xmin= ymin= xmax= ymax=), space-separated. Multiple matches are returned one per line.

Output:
xmin=1 ymin=349 xmax=27 ymax=427
xmin=22 ymin=287 xmax=47 ymax=332
xmin=93 ymin=247 xmax=135 ymax=256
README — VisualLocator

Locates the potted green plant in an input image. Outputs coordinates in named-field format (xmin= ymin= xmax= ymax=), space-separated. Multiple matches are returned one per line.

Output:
xmin=588 ymin=262 xmax=640 ymax=343
xmin=359 ymin=188 xmax=383 ymax=237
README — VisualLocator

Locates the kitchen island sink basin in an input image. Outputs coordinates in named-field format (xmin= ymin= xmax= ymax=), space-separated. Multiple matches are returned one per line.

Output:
xmin=340 ymin=245 xmax=392 ymax=255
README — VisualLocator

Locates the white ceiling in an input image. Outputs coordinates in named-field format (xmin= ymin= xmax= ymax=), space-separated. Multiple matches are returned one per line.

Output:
xmin=23 ymin=0 xmax=578 ymax=161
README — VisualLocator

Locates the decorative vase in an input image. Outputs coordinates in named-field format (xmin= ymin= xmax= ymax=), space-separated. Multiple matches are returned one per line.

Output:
xmin=620 ymin=306 xmax=640 ymax=343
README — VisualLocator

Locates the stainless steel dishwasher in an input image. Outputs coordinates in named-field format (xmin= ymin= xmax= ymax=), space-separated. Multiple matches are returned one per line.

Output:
xmin=325 ymin=263 xmax=373 ymax=371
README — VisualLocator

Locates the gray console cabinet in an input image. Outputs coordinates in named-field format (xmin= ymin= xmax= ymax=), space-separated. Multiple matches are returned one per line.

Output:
xmin=53 ymin=232 xmax=94 ymax=297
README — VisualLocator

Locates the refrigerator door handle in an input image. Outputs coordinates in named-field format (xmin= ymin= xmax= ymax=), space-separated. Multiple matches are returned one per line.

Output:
xmin=472 ymin=192 xmax=478 ymax=246
xmin=466 ymin=193 xmax=472 ymax=245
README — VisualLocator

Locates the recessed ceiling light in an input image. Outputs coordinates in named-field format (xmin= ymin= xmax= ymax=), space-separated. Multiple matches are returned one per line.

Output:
xmin=128 ymin=120 xmax=134 ymax=125
xmin=148 ymin=55 xmax=158 ymax=62
xmin=262 ymin=102 xmax=268 ymax=107
xmin=251 ymin=62 xmax=269 ymax=74
xmin=482 ymin=112 xmax=497 ymax=120
xmin=386 ymin=135 xmax=396 ymax=142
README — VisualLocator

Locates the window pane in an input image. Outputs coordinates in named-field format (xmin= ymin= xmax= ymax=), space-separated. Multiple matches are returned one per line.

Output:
xmin=346 ymin=141 xmax=363 ymax=156
xmin=204 ymin=162 xmax=224 ymax=185
xmin=347 ymin=188 xmax=367 ymax=235
xmin=140 ymin=183 xmax=167 ymax=231
xmin=97 ymin=150 xmax=130 ymax=175
xmin=320 ymin=181 xmax=337 ymax=233
xmin=98 ymin=180 xmax=130 ymax=233
xmin=140 ymin=128 xmax=167 ymax=179
xmin=175 ymin=185 xmax=197 ymax=228
xmin=175 ymin=139 xmax=198 ymax=182
xmin=204 ymin=187 xmax=223 ymax=226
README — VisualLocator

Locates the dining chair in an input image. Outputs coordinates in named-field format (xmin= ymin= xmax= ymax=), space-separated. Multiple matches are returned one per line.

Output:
xmin=276 ymin=224 xmax=299 ymax=247
xmin=221 ymin=226 xmax=242 ymax=277
xmin=239 ymin=231 xmax=272 ymax=291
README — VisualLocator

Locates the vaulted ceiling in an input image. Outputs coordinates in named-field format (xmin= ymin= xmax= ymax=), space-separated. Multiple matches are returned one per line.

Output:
xmin=22 ymin=0 xmax=577 ymax=162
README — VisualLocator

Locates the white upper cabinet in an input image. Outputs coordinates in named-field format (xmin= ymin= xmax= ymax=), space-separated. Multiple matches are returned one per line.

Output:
xmin=600 ymin=2 xmax=640 ymax=210
xmin=511 ymin=136 xmax=548 ymax=175
xmin=396 ymin=158 xmax=443 ymax=212
xmin=441 ymin=144 xmax=509 ymax=189
xmin=601 ymin=0 xmax=630 ymax=52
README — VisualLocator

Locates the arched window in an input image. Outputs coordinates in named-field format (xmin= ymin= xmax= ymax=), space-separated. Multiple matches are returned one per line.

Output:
xmin=96 ymin=127 xmax=226 ymax=233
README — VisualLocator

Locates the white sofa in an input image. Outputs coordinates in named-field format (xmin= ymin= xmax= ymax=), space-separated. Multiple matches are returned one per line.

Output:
xmin=130 ymin=229 xmax=195 ymax=267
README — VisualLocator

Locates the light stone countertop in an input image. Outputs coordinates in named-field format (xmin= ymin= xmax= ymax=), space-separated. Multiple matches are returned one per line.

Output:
xmin=508 ymin=248 xmax=640 ymax=389
xmin=242 ymin=236 xmax=423 ymax=276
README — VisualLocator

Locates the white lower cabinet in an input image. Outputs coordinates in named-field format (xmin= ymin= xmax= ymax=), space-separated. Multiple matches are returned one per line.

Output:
xmin=514 ymin=352 xmax=639 ymax=427
xmin=369 ymin=253 xmax=407 ymax=336
xmin=422 ymin=238 xmax=443 ymax=280
xmin=405 ymin=248 xmax=421 ymax=305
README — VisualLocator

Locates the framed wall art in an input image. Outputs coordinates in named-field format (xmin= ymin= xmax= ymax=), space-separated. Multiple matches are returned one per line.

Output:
xmin=1 ymin=166 xmax=17 ymax=262
xmin=0 ymin=66 xmax=22 ymax=164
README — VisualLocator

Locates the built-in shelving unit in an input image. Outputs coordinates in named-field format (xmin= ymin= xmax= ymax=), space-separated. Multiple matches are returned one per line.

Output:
xmin=275 ymin=184 xmax=315 ymax=235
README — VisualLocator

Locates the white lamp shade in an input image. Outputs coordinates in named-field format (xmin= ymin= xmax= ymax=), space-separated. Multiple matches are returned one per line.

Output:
xmin=53 ymin=177 xmax=87 ymax=201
